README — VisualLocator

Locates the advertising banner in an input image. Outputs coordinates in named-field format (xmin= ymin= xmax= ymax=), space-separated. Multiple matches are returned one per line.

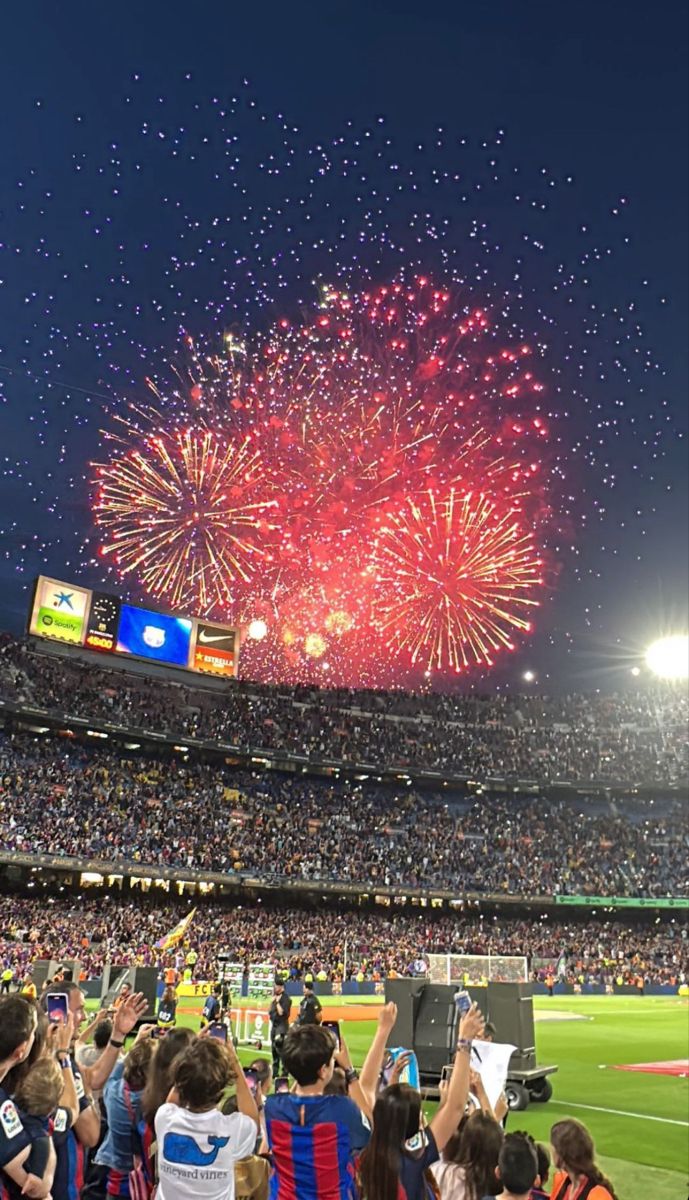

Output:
xmin=554 ymin=896 xmax=687 ymax=909
xmin=116 ymin=604 xmax=193 ymax=667
xmin=84 ymin=592 xmax=121 ymax=653
xmin=29 ymin=577 xmax=90 ymax=645
xmin=192 ymin=621 xmax=238 ymax=677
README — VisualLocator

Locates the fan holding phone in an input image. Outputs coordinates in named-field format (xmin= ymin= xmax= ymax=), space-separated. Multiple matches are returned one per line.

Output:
xmin=357 ymin=1002 xmax=485 ymax=1200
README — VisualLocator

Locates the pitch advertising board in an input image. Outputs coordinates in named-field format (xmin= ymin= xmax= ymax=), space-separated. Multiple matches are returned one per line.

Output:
xmin=192 ymin=621 xmax=238 ymax=677
xmin=116 ymin=604 xmax=193 ymax=667
xmin=28 ymin=577 xmax=90 ymax=645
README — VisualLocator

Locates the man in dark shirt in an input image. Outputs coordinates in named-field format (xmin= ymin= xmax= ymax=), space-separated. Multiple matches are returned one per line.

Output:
xmin=268 ymin=982 xmax=292 ymax=1076
xmin=297 ymin=982 xmax=322 ymax=1027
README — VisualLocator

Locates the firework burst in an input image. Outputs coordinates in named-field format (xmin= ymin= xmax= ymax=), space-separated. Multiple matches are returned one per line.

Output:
xmin=94 ymin=278 xmax=554 ymax=684
xmin=94 ymin=426 xmax=278 ymax=613
xmin=371 ymin=487 xmax=544 ymax=673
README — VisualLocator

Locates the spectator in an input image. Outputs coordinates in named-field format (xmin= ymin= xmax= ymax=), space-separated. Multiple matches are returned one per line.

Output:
xmin=75 ymin=1019 xmax=114 ymax=1112
xmin=549 ymin=1120 xmax=618 ymax=1200
xmin=155 ymin=1038 xmax=258 ymax=1200
xmin=494 ymin=1134 xmax=538 ymax=1200
xmin=139 ymin=1027 xmax=195 ymax=1190
xmin=432 ymin=1112 xmax=504 ymax=1199
xmin=356 ymin=1004 xmax=484 ymax=1200
xmin=95 ymin=1034 xmax=156 ymax=1197
xmin=0 ymin=996 xmax=56 ymax=1200
xmin=5 ymin=1057 xmax=66 ymax=1200
xmin=265 ymin=1024 xmax=370 ymax=1198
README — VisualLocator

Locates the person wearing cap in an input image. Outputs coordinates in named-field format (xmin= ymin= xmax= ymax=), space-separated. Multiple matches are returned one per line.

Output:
xmin=269 ymin=981 xmax=292 ymax=1077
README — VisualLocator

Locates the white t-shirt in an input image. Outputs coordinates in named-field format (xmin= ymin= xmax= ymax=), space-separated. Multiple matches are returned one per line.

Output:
xmin=155 ymin=1103 xmax=257 ymax=1200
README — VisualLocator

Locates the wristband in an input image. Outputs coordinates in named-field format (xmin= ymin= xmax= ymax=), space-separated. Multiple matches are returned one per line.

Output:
xmin=344 ymin=1068 xmax=359 ymax=1085
xmin=456 ymin=1038 xmax=472 ymax=1054
xmin=109 ymin=1037 xmax=125 ymax=1048
xmin=57 ymin=1054 xmax=71 ymax=1070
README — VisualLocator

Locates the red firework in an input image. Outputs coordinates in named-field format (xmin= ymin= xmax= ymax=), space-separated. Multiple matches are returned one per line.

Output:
xmin=94 ymin=277 xmax=555 ymax=686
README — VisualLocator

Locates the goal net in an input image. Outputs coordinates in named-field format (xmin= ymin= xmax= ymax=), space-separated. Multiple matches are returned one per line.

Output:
xmin=427 ymin=953 xmax=528 ymax=985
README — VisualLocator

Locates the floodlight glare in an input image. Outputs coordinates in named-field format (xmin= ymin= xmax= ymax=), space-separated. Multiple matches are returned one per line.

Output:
xmin=645 ymin=635 xmax=689 ymax=680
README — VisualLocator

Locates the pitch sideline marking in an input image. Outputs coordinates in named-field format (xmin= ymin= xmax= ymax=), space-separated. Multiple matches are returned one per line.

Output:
xmin=549 ymin=1099 xmax=688 ymax=1127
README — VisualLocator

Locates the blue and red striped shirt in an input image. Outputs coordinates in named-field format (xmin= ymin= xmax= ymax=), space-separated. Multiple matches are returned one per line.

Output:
xmin=265 ymin=1094 xmax=370 ymax=1200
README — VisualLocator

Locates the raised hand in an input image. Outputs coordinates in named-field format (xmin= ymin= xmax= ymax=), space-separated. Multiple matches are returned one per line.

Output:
xmin=113 ymin=991 xmax=148 ymax=1039
xmin=389 ymin=1051 xmax=413 ymax=1085
xmin=458 ymin=1001 xmax=485 ymax=1044
xmin=377 ymin=1001 xmax=398 ymax=1034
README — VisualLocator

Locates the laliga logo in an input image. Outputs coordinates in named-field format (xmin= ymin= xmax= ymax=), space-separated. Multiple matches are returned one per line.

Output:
xmin=143 ymin=625 xmax=166 ymax=649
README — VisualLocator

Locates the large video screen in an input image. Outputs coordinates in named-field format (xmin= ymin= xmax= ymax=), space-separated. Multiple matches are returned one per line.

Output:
xmin=28 ymin=577 xmax=91 ymax=645
xmin=28 ymin=576 xmax=239 ymax=678
xmin=116 ymin=604 xmax=193 ymax=667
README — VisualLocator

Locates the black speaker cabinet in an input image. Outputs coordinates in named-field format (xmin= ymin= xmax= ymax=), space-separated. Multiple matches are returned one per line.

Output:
xmin=487 ymin=982 xmax=536 ymax=1071
xmin=384 ymin=978 xmax=537 ymax=1080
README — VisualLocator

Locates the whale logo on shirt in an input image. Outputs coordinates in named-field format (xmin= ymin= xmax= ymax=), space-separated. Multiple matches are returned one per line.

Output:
xmin=163 ymin=1132 xmax=230 ymax=1167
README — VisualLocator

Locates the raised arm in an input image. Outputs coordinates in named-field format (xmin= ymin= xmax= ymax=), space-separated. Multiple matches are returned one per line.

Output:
xmin=87 ymin=991 xmax=149 ymax=1092
xmin=226 ymin=1040 xmax=260 ymax=1128
xmin=430 ymin=1002 xmax=485 ymax=1151
xmin=358 ymin=1001 xmax=397 ymax=1109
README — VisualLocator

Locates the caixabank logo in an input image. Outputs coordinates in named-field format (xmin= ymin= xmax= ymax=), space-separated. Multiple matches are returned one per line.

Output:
xmin=30 ymin=578 xmax=90 ymax=645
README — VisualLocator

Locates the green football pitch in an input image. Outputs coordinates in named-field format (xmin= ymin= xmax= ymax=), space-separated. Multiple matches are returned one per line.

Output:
xmin=132 ymin=992 xmax=688 ymax=1199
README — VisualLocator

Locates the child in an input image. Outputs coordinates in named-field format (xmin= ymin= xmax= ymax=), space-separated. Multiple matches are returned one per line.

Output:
xmin=4 ymin=1058 xmax=66 ymax=1199
xmin=155 ymin=1037 xmax=259 ymax=1200
xmin=531 ymin=1141 xmax=550 ymax=1200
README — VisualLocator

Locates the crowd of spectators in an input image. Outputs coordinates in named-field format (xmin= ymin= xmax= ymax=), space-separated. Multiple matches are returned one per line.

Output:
xmin=1 ymin=894 xmax=686 ymax=988
xmin=0 ymin=986 xmax=623 ymax=1200
xmin=1 ymin=636 xmax=687 ymax=785
xmin=1 ymin=730 xmax=686 ymax=897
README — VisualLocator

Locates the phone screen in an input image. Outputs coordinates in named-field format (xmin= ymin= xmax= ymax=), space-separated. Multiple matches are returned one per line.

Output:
xmin=322 ymin=1021 xmax=341 ymax=1051
xmin=208 ymin=1023 xmax=227 ymax=1042
xmin=47 ymin=993 xmax=69 ymax=1024
xmin=274 ymin=1076 xmax=289 ymax=1093
xmin=243 ymin=1069 xmax=258 ymax=1094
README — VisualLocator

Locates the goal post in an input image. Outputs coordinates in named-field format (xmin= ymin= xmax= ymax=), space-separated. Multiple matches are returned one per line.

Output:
xmin=427 ymin=953 xmax=528 ymax=985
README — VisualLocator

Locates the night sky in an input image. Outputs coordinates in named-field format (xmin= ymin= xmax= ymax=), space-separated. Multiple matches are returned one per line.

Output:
xmin=1 ymin=1 xmax=687 ymax=691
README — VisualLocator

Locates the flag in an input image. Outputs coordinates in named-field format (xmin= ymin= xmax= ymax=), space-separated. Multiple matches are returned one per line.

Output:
xmin=155 ymin=908 xmax=197 ymax=952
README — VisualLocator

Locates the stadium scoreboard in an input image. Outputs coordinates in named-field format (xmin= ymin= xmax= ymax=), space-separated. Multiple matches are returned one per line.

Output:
xmin=27 ymin=575 xmax=239 ymax=678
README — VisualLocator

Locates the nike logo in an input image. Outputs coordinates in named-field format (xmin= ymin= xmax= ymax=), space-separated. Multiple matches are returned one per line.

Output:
xmin=198 ymin=630 xmax=233 ymax=645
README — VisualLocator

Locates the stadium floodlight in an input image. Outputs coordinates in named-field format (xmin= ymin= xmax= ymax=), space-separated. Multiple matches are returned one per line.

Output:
xmin=522 ymin=669 xmax=536 ymax=683
xmin=645 ymin=634 xmax=689 ymax=680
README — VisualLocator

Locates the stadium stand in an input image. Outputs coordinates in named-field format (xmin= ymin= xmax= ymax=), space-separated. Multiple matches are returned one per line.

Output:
xmin=0 ymin=730 xmax=686 ymax=896
xmin=0 ymin=895 xmax=685 ymax=987
xmin=1 ymin=635 xmax=687 ymax=785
